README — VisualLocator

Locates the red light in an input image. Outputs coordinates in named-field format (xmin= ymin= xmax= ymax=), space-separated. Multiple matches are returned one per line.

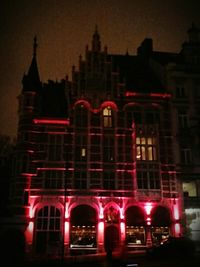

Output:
xmin=29 ymin=206 xmax=34 ymax=218
xmin=120 ymin=222 xmax=125 ymax=240
xmin=125 ymin=91 xmax=138 ymax=97
xmin=25 ymin=221 xmax=34 ymax=243
xmin=73 ymin=100 xmax=118 ymax=113
xmin=33 ymin=118 xmax=69 ymax=125
xmin=125 ymin=91 xmax=171 ymax=98
xmin=98 ymin=221 xmax=104 ymax=243
xmin=65 ymin=206 xmax=69 ymax=219
xmin=144 ymin=202 xmax=153 ymax=215
xmin=149 ymin=93 xmax=171 ymax=98
xmin=174 ymin=223 xmax=181 ymax=236
xmin=120 ymin=207 xmax=124 ymax=219
xmin=37 ymin=167 xmax=66 ymax=171
xmin=101 ymin=101 xmax=118 ymax=111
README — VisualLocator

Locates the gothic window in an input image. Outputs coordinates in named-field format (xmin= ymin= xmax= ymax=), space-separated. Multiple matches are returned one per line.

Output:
xmin=103 ymin=106 xmax=112 ymax=127
xmin=136 ymin=137 xmax=157 ymax=161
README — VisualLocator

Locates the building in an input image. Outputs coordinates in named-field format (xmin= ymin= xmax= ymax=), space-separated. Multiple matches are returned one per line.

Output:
xmin=9 ymin=25 xmax=200 ymax=259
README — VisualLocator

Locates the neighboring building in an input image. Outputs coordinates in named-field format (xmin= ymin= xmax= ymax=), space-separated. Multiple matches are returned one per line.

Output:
xmin=166 ymin=24 xmax=200 ymax=242
xmin=9 ymin=25 xmax=200 ymax=259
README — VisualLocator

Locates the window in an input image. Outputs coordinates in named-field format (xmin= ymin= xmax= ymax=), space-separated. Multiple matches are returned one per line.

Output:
xmin=103 ymin=136 xmax=115 ymax=161
xmin=90 ymin=135 xmax=101 ymax=162
xmin=43 ymin=170 xmax=64 ymax=189
xmin=81 ymin=148 xmax=86 ymax=157
xmin=47 ymin=134 xmax=63 ymax=161
xmin=145 ymin=112 xmax=160 ymax=124
xmin=181 ymin=148 xmax=191 ymax=164
xmin=176 ymin=86 xmax=186 ymax=98
xmin=126 ymin=110 xmax=142 ymax=128
xmin=137 ymin=171 xmax=160 ymax=189
xmin=103 ymin=106 xmax=112 ymax=127
xmin=103 ymin=172 xmax=115 ymax=189
xmin=178 ymin=112 xmax=188 ymax=128
xmin=75 ymin=104 xmax=88 ymax=127
xmin=74 ymin=171 xmax=87 ymax=189
xmin=183 ymin=182 xmax=197 ymax=197
xmin=35 ymin=206 xmax=61 ymax=254
xmin=90 ymin=171 xmax=102 ymax=189
xmin=136 ymin=137 xmax=157 ymax=161
xmin=75 ymin=135 xmax=87 ymax=161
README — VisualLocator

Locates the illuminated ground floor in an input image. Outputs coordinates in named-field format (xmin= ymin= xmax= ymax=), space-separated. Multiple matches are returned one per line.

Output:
xmin=23 ymin=195 xmax=182 ymax=258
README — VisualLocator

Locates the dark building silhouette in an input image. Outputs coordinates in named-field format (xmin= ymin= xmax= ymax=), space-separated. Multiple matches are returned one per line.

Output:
xmin=8 ymin=25 xmax=200 ymax=259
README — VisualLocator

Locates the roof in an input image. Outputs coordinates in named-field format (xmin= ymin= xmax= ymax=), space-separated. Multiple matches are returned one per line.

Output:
xmin=112 ymin=54 xmax=166 ymax=93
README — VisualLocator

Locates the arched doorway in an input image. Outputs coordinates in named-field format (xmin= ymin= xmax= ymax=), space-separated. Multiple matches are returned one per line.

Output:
xmin=151 ymin=206 xmax=171 ymax=245
xmin=125 ymin=206 xmax=146 ymax=247
xmin=70 ymin=205 xmax=97 ymax=255
xmin=104 ymin=225 xmax=119 ymax=253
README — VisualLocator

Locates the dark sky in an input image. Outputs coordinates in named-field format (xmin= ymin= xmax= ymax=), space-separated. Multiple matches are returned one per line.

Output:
xmin=0 ymin=0 xmax=200 ymax=138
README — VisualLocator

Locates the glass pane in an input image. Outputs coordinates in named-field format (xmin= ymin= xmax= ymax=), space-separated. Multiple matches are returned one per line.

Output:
xmin=50 ymin=206 xmax=55 ymax=217
xmin=148 ymin=147 xmax=153 ymax=160
xmin=44 ymin=206 xmax=48 ymax=217
xmin=49 ymin=218 xmax=54 ymax=230
xmin=141 ymin=146 xmax=146 ymax=160
xmin=136 ymin=137 xmax=140 ymax=144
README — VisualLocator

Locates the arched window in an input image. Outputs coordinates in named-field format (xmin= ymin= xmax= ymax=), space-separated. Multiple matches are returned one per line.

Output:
xmin=103 ymin=106 xmax=112 ymax=127
xmin=125 ymin=206 xmax=146 ymax=245
xmin=70 ymin=205 xmax=97 ymax=250
xmin=75 ymin=104 xmax=88 ymax=127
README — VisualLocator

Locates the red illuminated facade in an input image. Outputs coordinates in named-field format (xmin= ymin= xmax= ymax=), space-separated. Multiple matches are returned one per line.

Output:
xmin=10 ymin=25 xmax=200 ymax=258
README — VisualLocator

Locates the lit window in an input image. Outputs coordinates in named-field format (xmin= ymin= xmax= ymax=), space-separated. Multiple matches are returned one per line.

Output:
xmin=81 ymin=148 xmax=86 ymax=157
xmin=183 ymin=182 xmax=197 ymax=197
xmin=103 ymin=106 xmax=112 ymax=127
xmin=136 ymin=137 xmax=157 ymax=161
xmin=75 ymin=135 xmax=87 ymax=161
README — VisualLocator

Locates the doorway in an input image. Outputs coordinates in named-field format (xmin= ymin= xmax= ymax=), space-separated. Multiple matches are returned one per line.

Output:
xmin=104 ymin=225 xmax=119 ymax=253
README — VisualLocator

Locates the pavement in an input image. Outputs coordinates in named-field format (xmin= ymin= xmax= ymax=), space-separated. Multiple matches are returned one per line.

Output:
xmin=6 ymin=249 xmax=200 ymax=267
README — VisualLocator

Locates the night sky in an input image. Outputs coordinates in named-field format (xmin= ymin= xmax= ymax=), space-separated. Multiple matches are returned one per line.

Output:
xmin=0 ymin=0 xmax=200 ymax=138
